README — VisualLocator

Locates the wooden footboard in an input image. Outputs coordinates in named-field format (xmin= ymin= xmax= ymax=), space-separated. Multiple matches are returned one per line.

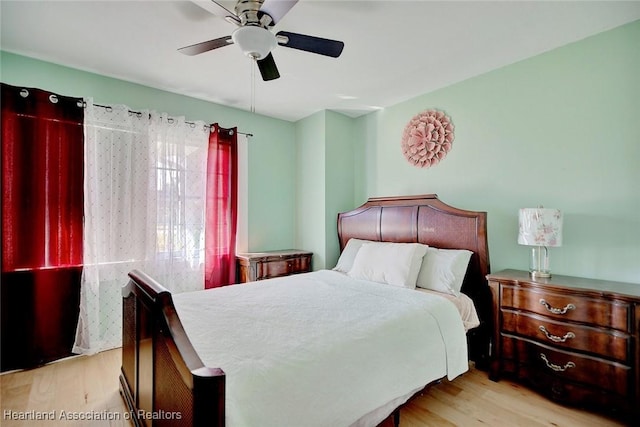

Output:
xmin=120 ymin=270 xmax=225 ymax=427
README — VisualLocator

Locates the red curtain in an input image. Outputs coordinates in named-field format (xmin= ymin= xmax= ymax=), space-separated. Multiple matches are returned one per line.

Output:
xmin=1 ymin=83 xmax=84 ymax=270
xmin=204 ymin=124 xmax=238 ymax=288
xmin=1 ymin=83 xmax=84 ymax=370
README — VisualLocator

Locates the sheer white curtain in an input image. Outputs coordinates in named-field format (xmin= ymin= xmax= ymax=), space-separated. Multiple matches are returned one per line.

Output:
xmin=73 ymin=101 xmax=208 ymax=355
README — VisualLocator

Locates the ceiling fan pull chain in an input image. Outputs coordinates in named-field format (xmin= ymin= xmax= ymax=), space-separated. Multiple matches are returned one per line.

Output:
xmin=251 ymin=58 xmax=256 ymax=114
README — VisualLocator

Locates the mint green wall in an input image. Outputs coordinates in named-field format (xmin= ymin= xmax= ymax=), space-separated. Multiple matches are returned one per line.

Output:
xmin=352 ymin=20 xmax=640 ymax=283
xmin=324 ymin=111 xmax=355 ymax=268
xmin=294 ymin=110 xmax=355 ymax=270
xmin=0 ymin=51 xmax=297 ymax=252
xmin=295 ymin=111 xmax=326 ymax=269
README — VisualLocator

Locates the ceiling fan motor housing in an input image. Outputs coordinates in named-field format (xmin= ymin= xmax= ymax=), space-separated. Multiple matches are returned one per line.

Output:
xmin=235 ymin=0 xmax=273 ymax=27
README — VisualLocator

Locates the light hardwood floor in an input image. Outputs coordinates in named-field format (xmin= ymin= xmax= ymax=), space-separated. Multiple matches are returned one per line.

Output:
xmin=0 ymin=349 xmax=628 ymax=426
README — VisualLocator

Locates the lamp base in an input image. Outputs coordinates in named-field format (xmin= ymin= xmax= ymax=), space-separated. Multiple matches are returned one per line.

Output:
xmin=529 ymin=246 xmax=551 ymax=280
xmin=530 ymin=270 xmax=552 ymax=279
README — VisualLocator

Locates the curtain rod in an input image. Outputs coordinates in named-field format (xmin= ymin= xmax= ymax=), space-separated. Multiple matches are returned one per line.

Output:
xmin=90 ymin=103 xmax=253 ymax=137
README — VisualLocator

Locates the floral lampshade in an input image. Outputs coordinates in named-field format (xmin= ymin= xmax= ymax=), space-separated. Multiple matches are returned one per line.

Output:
xmin=518 ymin=208 xmax=563 ymax=247
xmin=518 ymin=208 xmax=563 ymax=279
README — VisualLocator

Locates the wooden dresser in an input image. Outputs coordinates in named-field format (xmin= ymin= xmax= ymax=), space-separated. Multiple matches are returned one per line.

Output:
xmin=488 ymin=269 xmax=640 ymax=421
xmin=236 ymin=250 xmax=312 ymax=283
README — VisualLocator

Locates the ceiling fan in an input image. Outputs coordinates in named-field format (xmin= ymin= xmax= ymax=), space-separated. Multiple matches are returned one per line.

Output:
xmin=179 ymin=0 xmax=345 ymax=81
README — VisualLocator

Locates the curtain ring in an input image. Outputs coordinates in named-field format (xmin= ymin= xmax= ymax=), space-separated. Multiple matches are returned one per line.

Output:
xmin=19 ymin=89 xmax=29 ymax=98
xmin=49 ymin=94 xmax=58 ymax=104
xmin=168 ymin=117 xmax=175 ymax=124
xmin=229 ymin=129 xmax=235 ymax=136
xmin=77 ymin=100 xmax=87 ymax=108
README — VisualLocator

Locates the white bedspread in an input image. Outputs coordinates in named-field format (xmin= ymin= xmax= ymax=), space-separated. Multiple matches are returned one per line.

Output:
xmin=173 ymin=270 xmax=468 ymax=427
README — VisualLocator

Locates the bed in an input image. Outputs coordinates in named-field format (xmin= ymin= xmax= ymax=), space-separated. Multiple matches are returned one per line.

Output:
xmin=119 ymin=194 xmax=491 ymax=426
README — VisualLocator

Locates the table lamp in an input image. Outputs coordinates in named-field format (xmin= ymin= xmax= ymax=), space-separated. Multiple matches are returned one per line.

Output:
xmin=518 ymin=208 xmax=563 ymax=279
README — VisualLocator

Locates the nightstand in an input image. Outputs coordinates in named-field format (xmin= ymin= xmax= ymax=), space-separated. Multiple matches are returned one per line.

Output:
xmin=236 ymin=250 xmax=313 ymax=283
xmin=487 ymin=269 xmax=640 ymax=421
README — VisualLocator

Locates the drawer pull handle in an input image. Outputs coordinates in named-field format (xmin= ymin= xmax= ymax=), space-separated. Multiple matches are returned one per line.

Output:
xmin=539 ymin=299 xmax=575 ymax=315
xmin=539 ymin=325 xmax=575 ymax=343
xmin=540 ymin=353 xmax=575 ymax=372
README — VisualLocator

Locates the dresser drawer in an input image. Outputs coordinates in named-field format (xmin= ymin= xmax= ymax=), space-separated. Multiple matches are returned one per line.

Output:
xmin=237 ymin=250 xmax=313 ymax=282
xmin=516 ymin=365 xmax=634 ymax=416
xmin=501 ymin=335 xmax=631 ymax=396
xmin=501 ymin=285 xmax=630 ymax=331
xmin=256 ymin=257 xmax=310 ymax=279
xmin=501 ymin=310 xmax=631 ymax=362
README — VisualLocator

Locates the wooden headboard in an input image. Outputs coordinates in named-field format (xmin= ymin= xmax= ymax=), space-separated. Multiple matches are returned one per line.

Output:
xmin=337 ymin=194 xmax=492 ymax=367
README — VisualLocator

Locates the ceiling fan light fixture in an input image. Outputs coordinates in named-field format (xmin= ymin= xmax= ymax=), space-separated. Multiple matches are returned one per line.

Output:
xmin=231 ymin=26 xmax=277 ymax=60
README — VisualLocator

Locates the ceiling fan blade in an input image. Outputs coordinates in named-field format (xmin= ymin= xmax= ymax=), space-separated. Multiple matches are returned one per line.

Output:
xmin=276 ymin=31 xmax=344 ymax=58
xmin=260 ymin=0 xmax=298 ymax=25
xmin=192 ymin=1 xmax=241 ymax=25
xmin=257 ymin=53 xmax=280 ymax=81
xmin=178 ymin=35 xmax=233 ymax=56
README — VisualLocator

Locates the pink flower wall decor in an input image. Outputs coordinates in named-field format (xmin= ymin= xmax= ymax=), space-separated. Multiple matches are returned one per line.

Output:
xmin=401 ymin=109 xmax=455 ymax=168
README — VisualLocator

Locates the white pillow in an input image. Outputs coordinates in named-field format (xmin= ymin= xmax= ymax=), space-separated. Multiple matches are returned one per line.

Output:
xmin=333 ymin=238 xmax=372 ymax=273
xmin=416 ymin=248 xmax=472 ymax=296
xmin=347 ymin=242 xmax=428 ymax=289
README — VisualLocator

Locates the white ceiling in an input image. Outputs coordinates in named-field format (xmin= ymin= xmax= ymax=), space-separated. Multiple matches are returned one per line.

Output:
xmin=2 ymin=1 xmax=639 ymax=122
